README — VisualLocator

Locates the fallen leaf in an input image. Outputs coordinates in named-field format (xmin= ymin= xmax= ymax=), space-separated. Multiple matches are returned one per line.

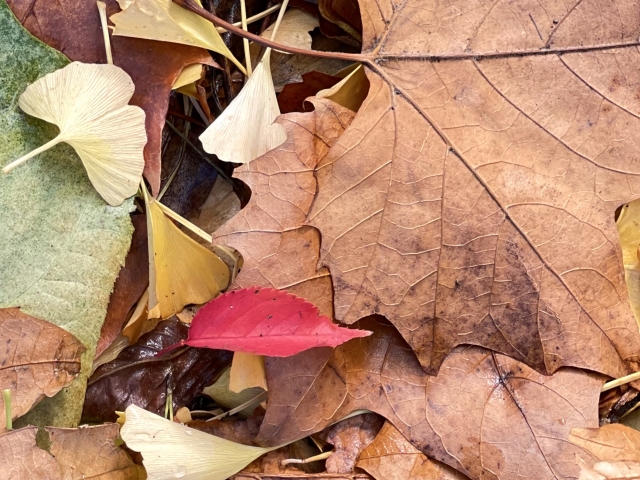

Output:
xmin=46 ymin=423 xmax=145 ymax=479
xmin=255 ymin=317 xmax=605 ymax=480
xmin=189 ymin=178 xmax=241 ymax=237
xmin=570 ymin=424 xmax=640 ymax=463
xmin=0 ymin=309 xmax=84 ymax=432
xmin=260 ymin=9 xmax=318 ymax=53
xmin=579 ymin=460 xmax=640 ymax=480
xmin=212 ymin=98 xmax=355 ymax=316
xmin=318 ymin=0 xmax=361 ymax=41
xmin=7 ymin=0 xmax=213 ymax=194
xmin=144 ymin=186 xmax=230 ymax=319
xmin=203 ymin=367 xmax=265 ymax=416
xmin=0 ymin=427 xmax=58 ymax=479
xmin=82 ymin=319 xmax=232 ymax=423
xmin=356 ymin=422 xmax=468 ymax=480
xmin=3 ymin=61 xmax=146 ymax=206
xmin=0 ymin=0 xmax=133 ymax=429
xmin=121 ymin=403 xmax=280 ymax=480
xmin=277 ymin=71 xmax=343 ymax=114
xmin=173 ymin=287 xmax=371 ymax=356
xmin=96 ymin=214 xmax=148 ymax=358
xmin=316 ymin=64 xmax=368 ymax=113
xmin=319 ymin=413 xmax=383 ymax=474
xmin=293 ymin=0 xmax=640 ymax=378
xmin=110 ymin=0 xmax=244 ymax=72
xmin=199 ymin=51 xmax=287 ymax=163
xmin=229 ymin=352 xmax=268 ymax=392
xmin=173 ymin=64 xmax=204 ymax=91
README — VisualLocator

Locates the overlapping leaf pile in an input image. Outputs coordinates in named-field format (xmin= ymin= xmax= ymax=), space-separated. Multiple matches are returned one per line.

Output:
xmin=3 ymin=0 xmax=640 ymax=478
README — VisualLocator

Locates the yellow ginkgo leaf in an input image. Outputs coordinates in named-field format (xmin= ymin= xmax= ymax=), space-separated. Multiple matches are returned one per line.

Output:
xmin=143 ymin=185 xmax=230 ymax=319
xmin=110 ymin=0 xmax=246 ymax=74
xmin=199 ymin=52 xmax=286 ymax=163
xmin=260 ymin=8 xmax=318 ymax=53
xmin=121 ymin=404 xmax=280 ymax=480
xmin=2 ymin=62 xmax=146 ymax=206
xmin=172 ymin=64 xmax=204 ymax=90
xmin=229 ymin=352 xmax=268 ymax=393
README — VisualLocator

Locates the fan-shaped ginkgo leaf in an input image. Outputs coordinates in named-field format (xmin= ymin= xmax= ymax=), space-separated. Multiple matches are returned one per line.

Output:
xmin=2 ymin=62 xmax=146 ymax=206
xmin=110 ymin=0 xmax=245 ymax=74
xmin=143 ymin=186 xmax=230 ymax=319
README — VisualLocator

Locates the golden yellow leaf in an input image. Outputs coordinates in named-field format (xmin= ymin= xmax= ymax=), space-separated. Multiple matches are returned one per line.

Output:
xmin=229 ymin=352 xmax=268 ymax=393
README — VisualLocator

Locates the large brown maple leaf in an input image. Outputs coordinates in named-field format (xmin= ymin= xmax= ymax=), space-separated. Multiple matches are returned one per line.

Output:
xmin=206 ymin=0 xmax=640 ymax=378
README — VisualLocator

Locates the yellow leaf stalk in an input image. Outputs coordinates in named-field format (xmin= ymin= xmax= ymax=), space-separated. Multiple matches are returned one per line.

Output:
xmin=2 ymin=62 xmax=146 ymax=206
xmin=198 ymin=1 xmax=292 ymax=164
xmin=142 ymin=184 xmax=230 ymax=319
xmin=121 ymin=404 xmax=280 ymax=480
xmin=110 ymin=0 xmax=246 ymax=74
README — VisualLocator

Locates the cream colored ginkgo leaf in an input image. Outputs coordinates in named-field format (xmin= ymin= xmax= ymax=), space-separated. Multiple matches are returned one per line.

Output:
xmin=121 ymin=404 xmax=280 ymax=480
xmin=199 ymin=52 xmax=286 ymax=163
xmin=260 ymin=8 xmax=318 ymax=53
xmin=2 ymin=62 xmax=146 ymax=206
xmin=110 ymin=0 xmax=246 ymax=74
xmin=143 ymin=184 xmax=230 ymax=320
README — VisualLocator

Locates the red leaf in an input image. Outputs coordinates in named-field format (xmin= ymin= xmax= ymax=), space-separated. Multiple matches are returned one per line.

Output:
xmin=182 ymin=288 xmax=371 ymax=356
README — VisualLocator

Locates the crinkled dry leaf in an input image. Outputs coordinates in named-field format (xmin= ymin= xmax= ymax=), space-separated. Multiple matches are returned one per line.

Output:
xmin=212 ymin=97 xmax=355 ymax=316
xmin=83 ymin=319 xmax=232 ymax=423
xmin=260 ymin=9 xmax=318 ymax=53
xmin=47 ymin=423 xmax=145 ymax=479
xmin=144 ymin=188 xmax=229 ymax=319
xmin=121 ymin=404 xmax=279 ymax=480
xmin=296 ymin=0 xmax=640 ymax=378
xmin=7 ymin=0 xmax=213 ymax=195
xmin=110 ymin=0 xmax=244 ymax=72
xmin=3 ymin=61 xmax=146 ymax=206
xmin=320 ymin=413 xmax=383 ymax=474
xmin=0 ymin=309 xmax=84 ymax=433
xmin=357 ymin=422 xmax=468 ymax=480
xmin=199 ymin=53 xmax=286 ymax=164
xmin=256 ymin=317 xmax=606 ymax=480
xmin=570 ymin=424 xmax=640 ymax=463
xmin=0 ymin=427 xmax=58 ymax=479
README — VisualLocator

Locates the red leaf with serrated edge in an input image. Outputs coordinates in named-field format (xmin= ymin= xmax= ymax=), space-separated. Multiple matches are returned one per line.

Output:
xmin=170 ymin=288 xmax=371 ymax=357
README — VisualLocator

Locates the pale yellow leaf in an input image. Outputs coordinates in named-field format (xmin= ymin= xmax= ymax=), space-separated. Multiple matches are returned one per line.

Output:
xmin=229 ymin=352 xmax=268 ymax=393
xmin=172 ymin=64 xmax=203 ymax=90
xmin=260 ymin=8 xmax=318 ymax=53
xmin=617 ymin=200 xmax=640 ymax=330
xmin=317 ymin=64 xmax=369 ymax=112
xmin=203 ymin=367 xmax=265 ymax=417
xmin=3 ymin=62 xmax=146 ymax=206
xmin=121 ymin=404 xmax=279 ymax=480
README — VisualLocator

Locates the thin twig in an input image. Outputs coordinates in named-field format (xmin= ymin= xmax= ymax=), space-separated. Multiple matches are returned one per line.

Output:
xmin=206 ymin=390 xmax=268 ymax=422
xmin=172 ymin=0 xmax=367 ymax=63
xmin=3 ymin=390 xmax=11 ymax=431
xmin=281 ymin=451 xmax=333 ymax=466
xmin=240 ymin=0 xmax=252 ymax=77
xmin=602 ymin=371 xmax=640 ymax=392
xmin=96 ymin=1 xmax=113 ymax=64
xmin=215 ymin=4 xmax=281 ymax=33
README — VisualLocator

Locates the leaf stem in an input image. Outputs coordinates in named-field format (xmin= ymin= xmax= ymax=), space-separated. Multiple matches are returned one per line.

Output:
xmin=602 ymin=371 xmax=640 ymax=392
xmin=2 ymin=136 xmax=62 ymax=174
xmin=281 ymin=451 xmax=333 ymax=465
xmin=239 ymin=0 xmax=252 ymax=77
xmin=97 ymin=1 xmax=113 ymax=64
xmin=215 ymin=4 xmax=281 ymax=34
xmin=172 ymin=0 xmax=368 ymax=63
xmin=3 ymin=389 xmax=11 ymax=431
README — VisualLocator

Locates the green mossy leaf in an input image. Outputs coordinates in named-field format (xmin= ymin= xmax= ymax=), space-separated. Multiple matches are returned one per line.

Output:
xmin=0 ymin=0 xmax=134 ymax=428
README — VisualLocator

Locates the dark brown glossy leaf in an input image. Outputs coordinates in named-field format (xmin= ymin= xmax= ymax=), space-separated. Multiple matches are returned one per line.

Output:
xmin=7 ymin=0 xmax=213 ymax=194
xmin=96 ymin=214 xmax=148 ymax=358
xmin=82 ymin=319 xmax=232 ymax=422
xmin=256 ymin=317 xmax=606 ymax=480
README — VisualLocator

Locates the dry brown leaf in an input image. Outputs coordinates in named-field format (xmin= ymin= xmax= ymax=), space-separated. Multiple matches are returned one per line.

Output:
xmin=319 ymin=413 xmax=383 ymax=474
xmin=0 ymin=308 xmax=84 ymax=433
xmin=47 ymin=423 xmax=145 ymax=479
xmin=279 ymin=0 xmax=640 ymax=378
xmin=570 ymin=424 xmax=640 ymax=463
xmin=255 ymin=317 xmax=606 ymax=480
xmin=212 ymin=98 xmax=355 ymax=315
xmin=0 ymin=427 xmax=58 ymax=479
xmin=356 ymin=422 xmax=467 ymax=480
xmin=318 ymin=0 xmax=361 ymax=41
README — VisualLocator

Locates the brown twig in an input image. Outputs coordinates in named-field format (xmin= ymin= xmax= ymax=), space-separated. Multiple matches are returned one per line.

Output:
xmin=172 ymin=0 xmax=368 ymax=63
